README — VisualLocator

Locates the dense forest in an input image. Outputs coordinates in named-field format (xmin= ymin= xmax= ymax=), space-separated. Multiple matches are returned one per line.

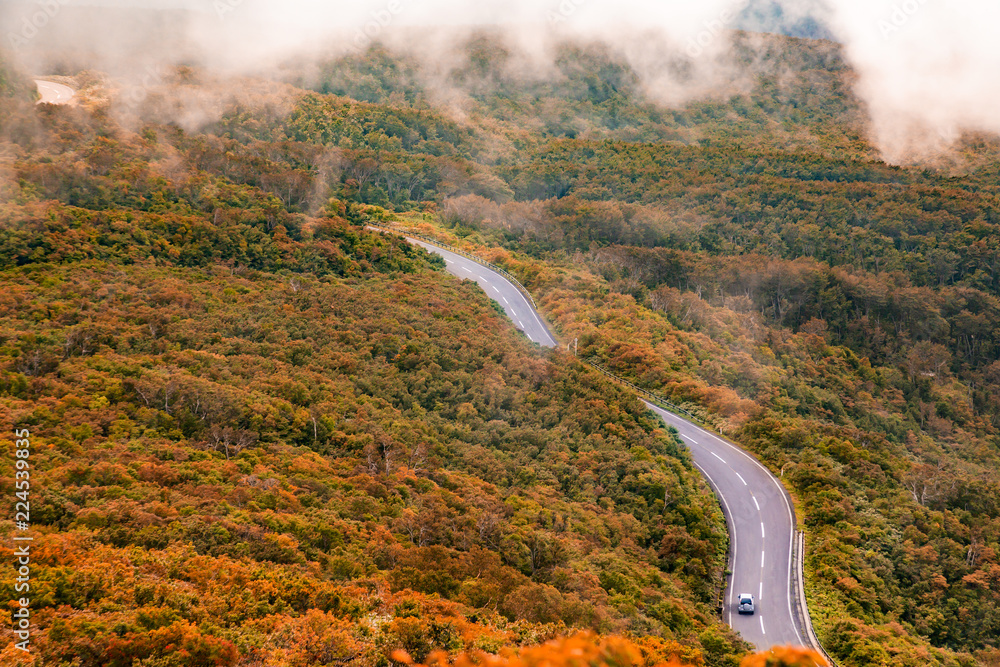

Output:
xmin=0 ymin=50 xmax=748 ymax=667
xmin=1 ymin=24 xmax=1000 ymax=667
xmin=303 ymin=34 xmax=1000 ymax=667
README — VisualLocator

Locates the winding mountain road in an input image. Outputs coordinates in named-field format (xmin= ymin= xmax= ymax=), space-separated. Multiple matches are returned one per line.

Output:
xmin=408 ymin=239 xmax=558 ymax=349
xmin=26 ymin=77 xmax=816 ymax=654
xmin=411 ymin=234 xmax=809 ymax=651
xmin=35 ymin=79 xmax=75 ymax=105
xmin=646 ymin=404 xmax=805 ymax=649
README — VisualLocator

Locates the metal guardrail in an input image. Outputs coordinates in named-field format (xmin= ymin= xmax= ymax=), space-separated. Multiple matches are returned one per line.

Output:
xmin=585 ymin=364 xmax=837 ymax=662
xmin=582 ymin=360 xmax=702 ymax=424
xmin=794 ymin=531 xmax=839 ymax=666
xmin=366 ymin=219 xmax=837 ymax=662
xmin=578 ymin=368 xmax=840 ymax=663
xmin=365 ymin=222 xmax=538 ymax=309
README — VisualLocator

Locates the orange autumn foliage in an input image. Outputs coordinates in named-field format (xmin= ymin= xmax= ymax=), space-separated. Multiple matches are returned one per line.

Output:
xmin=390 ymin=632 xmax=690 ymax=667
xmin=391 ymin=635 xmax=828 ymax=667
xmin=740 ymin=646 xmax=828 ymax=667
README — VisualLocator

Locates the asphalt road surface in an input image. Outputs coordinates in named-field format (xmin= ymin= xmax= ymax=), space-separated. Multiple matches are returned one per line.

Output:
xmin=409 ymin=239 xmax=558 ymax=349
xmin=646 ymin=403 xmax=806 ymax=650
xmin=411 ymin=236 xmax=807 ymax=649
xmin=35 ymin=80 xmax=75 ymax=105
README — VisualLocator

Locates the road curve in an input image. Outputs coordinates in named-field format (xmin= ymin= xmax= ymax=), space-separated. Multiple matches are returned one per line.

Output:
xmin=409 ymin=239 xmax=558 ymax=349
xmin=35 ymin=80 xmax=75 ymax=105
xmin=409 ymin=235 xmax=808 ymax=650
xmin=646 ymin=403 xmax=805 ymax=649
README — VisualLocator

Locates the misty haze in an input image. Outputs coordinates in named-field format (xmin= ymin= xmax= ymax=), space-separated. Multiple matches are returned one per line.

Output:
xmin=2 ymin=1 xmax=1000 ymax=667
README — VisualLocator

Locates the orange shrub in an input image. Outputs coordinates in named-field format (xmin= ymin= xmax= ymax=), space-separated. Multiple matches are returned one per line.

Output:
xmin=390 ymin=632 xmax=691 ymax=667
xmin=739 ymin=646 xmax=828 ymax=667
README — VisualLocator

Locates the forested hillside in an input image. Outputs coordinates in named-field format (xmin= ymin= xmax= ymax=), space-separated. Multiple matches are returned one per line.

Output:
xmin=2 ymin=24 xmax=1000 ymax=667
xmin=303 ymin=33 xmax=1000 ymax=667
xmin=0 ymin=53 xmax=745 ymax=666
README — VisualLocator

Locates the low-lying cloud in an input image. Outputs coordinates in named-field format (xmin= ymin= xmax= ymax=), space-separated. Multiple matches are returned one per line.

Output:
xmin=823 ymin=0 xmax=1000 ymax=163
xmin=4 ymin=0 xmax=1000 ymax=164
